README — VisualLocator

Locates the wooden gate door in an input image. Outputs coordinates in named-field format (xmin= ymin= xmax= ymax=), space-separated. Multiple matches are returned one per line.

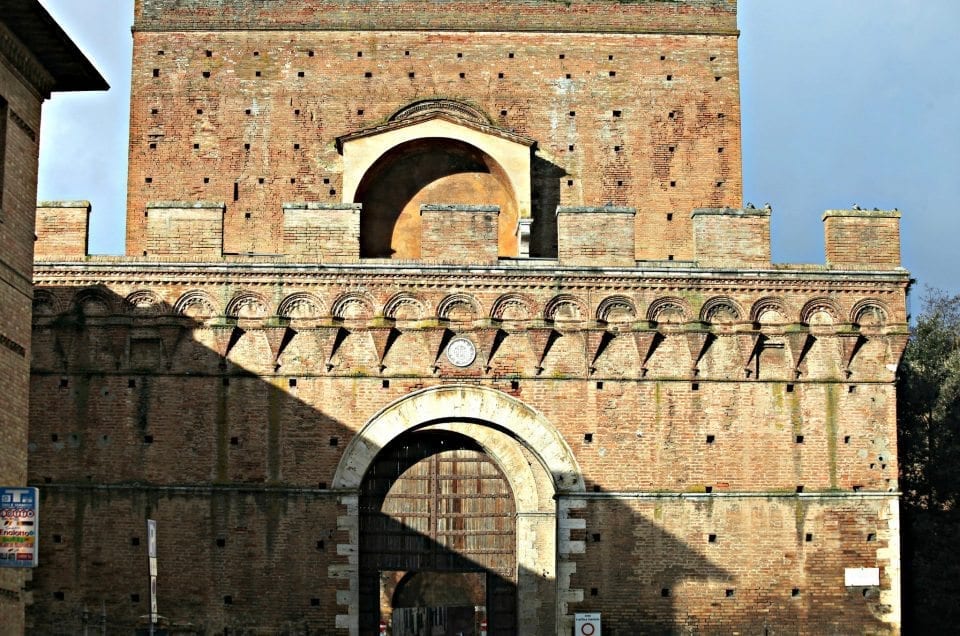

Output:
xmin=360 ymin=431 xmax=517 ymax=634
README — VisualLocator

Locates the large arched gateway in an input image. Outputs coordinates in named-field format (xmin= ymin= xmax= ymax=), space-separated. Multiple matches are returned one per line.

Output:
xmin=332 ymin=386 xmax=586 ymax=635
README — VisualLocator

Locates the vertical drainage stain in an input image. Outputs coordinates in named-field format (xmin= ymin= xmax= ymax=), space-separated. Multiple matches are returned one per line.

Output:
xmin=267 ymin=378 xmax=282 ymax=482
xmin=826 ymin=384 xmax=839 ymax=489
xmin=216 ymin=376 xmax=229 ymax=482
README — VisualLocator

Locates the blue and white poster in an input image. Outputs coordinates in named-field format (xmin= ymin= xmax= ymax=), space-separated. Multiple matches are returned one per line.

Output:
xmin=0 ymin=487 xmax=38 ymax=568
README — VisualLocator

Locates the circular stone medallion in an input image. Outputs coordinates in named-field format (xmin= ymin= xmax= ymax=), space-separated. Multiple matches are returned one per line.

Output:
xmin=446 ymin=336 xmax=477 ymax=367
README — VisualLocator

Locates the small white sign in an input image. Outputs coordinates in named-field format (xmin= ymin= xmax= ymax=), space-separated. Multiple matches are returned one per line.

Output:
xmin=575 ymin=613 xmax=601 ymax=636
xmin=845 ymin=567 xmax=880 ymax=586
xmin=147 ymin=519 xmax=157 ymax=558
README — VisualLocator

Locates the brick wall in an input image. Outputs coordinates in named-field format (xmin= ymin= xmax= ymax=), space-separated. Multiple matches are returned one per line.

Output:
xmin=143 ymin=202 xmax=224 ymax=257
xmin=0 ymin=41 xmax=45 ymax=636
xmin=26 ymin=265 xmax=908 ymax=632
xmin=420 ymin=204 xmax=499 ymax=264
xmin=568 ymin=497 xmax=895 ymax=634
xmin=134 ymin=0 xmax=739 ymax=35
xmin=283 ymin=203 xmax=360 ymax=262
xmin=557 ymin=206 xmax=636 ymax=267
xmin=29 ymin=2 xmax=913 ymax=633
xmin=125 ymin=17 xmax=741 ymax=259
xmin=35 ymin=201 xmax=90 ymax=259
xmin=824 ymin=209 xmax=902 ymax=269
xmin=692 ymin=206 xmax=771 ymax=268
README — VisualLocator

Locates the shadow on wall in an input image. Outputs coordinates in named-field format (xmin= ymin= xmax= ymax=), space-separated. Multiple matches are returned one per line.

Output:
xmin=354 ymin=138 xmax=519 ymax=259
xmin=530 ymin=154 xmax=566 ymax=259
xmin=28 ymin=283 xmax=732 ymax=635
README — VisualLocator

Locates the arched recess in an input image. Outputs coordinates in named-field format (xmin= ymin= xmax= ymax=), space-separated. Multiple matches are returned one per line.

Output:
xmin=332 ymin=385 xmax=585 ymax=636
xmin=354 ymin=137 xmax=519 ymax=258
xmin=337 ymin=109 xmax=534 ymax=259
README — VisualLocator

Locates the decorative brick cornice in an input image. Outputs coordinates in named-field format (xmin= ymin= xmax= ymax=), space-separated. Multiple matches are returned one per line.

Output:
xmin=0 ymin=22 xmax=55 ymax=97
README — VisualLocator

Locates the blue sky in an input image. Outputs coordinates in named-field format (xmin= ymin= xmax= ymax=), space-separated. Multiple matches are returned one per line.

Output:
xmin=36 ymin=1 xmax=960 ymax=305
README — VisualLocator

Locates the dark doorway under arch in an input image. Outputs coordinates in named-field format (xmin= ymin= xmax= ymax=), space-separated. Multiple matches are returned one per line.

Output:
xmin=354 ymin=138 xmax=519 ymax=259
xmin=359 ymin=430 xmax=517 ymax=635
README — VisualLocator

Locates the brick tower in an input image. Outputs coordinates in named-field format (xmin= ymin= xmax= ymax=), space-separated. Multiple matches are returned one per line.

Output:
xmin=31 ymin=1 xmax=907 ymax=633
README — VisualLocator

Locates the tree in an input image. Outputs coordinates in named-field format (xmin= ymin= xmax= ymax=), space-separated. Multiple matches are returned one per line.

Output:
xmin=898 ymin=289 xmax=960 ymax=511
xmin=897 ymin=289 xmax=960 ymax=632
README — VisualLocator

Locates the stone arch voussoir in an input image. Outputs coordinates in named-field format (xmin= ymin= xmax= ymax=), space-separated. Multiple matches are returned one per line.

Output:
xmin=333 ymin=384 xmax=584 ymax=494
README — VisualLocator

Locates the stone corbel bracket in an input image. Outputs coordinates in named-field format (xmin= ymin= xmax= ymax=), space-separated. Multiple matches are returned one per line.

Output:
xmin=527 ymin=327 xmax=560 ymax=375
xmin=632 ymin=327 xmax=663 ymax=377
xmin=786 ymin=328 xmax=815 ymax=379
xmin=685 ymin=325 xmax=714 ymax=378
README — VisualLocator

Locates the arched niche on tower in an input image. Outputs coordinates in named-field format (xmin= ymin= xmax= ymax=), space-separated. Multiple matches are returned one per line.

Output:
xmin=337 ymin=105 xmax=533 ymax=259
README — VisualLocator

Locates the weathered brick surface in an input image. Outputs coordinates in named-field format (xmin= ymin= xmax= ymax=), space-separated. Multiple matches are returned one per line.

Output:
xmin=824 ymin=209 xmax=902 ymax=269
xmin=34 ymin=200 xmax=90 ymax=259
xmin=283 ymin=203 xmax=360 ymax=262
xmin=134 ymin=0 xmax=739 ymax=35
xmin=0 ymin=32 xmax=45 ymax=635
xmin=33 ymin=487 xmax=348 ymax=633
xmin=125 ymin=14 xmax=742 ymax=259
xmin=692 ymin=206 xmax=771 ymax=268
xmin=568 ymin=497 xmax=895 ymax=634
xmin=3 ymin=5 xmax=106 ymax=627
xmin=27 ymin=264 xmax=908 ymax=632
xmin=557 ymin=206 xmax=636 ymax=266
xmin=420 ymin=204 xmax=499 ymax=264
xmin=28 ymin=1 xmax=912 ymax=633
xmin=144 ymin=202 xmax=224 ymax=257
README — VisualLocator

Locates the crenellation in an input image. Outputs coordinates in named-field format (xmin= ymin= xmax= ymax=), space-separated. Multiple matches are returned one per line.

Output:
xmin=143 ymin=201 xmax=225 ymax=257
xmin=34 ymin=200 xmax=91 ymax=259
xmin=824 ymin=209 xmax=902 ymax=270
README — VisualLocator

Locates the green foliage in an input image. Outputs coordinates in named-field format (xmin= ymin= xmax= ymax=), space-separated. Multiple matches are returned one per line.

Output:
xmin=898 ymin=289 xmax=960 ymax=632
xmin=898 ymin=289 xmax=960 ymax=511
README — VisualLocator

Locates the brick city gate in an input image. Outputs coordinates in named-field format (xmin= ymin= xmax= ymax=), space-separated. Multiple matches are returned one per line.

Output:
xmin=359 ymin=431 xmax=517 ymax=635
xmin=333 ymin=386 xmax=587 ymax=635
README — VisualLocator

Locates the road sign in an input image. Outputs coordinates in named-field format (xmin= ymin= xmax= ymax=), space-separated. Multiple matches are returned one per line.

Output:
xmin=0 ymin=487 xmax=38 ymax=568
xmin=575 ymin=613 xmax=601 ymax=636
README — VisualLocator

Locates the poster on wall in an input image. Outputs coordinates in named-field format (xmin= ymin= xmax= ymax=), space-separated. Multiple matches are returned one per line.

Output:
xmin=0 ymin=487 xmax=38 ymax=568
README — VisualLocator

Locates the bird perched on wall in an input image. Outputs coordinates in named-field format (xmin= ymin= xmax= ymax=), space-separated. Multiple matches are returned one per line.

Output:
xmin=745 ymin=202 xmax=756 ymax=209
xmin=852 ymin=204 xmax=862 ymax=210
xmin=763 ymin=203 xmax=772 ymax=212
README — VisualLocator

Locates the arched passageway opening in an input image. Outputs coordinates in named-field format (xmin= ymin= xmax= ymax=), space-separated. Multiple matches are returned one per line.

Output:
xmin=335 ymin=385 xmax=586 ymax=635
xmin=360 ymin=430 xmax=517 ymax=635
xmin=354 ymin=138 xmax=519 ymax=259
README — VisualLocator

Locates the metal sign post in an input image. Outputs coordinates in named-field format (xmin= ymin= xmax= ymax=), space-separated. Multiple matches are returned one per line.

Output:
xmin=147 ymin=519 xmax=157 ymax=635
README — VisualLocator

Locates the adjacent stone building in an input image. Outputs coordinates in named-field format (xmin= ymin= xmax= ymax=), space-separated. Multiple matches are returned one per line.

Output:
xmin=30 ymin=1 xmax=908 ymax=633
xmin=0 ymin=2 xmax=106 ymax=631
